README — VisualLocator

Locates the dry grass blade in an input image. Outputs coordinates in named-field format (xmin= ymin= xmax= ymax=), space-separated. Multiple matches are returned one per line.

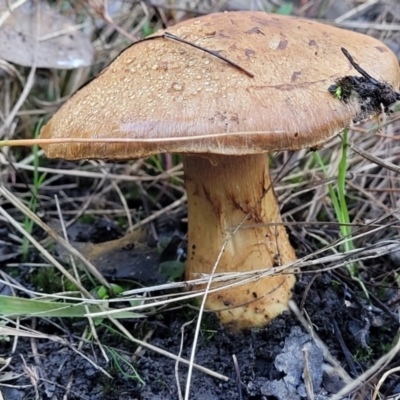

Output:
xmin=0 ymin=325 xmax=111 ymax=378
xmin=334 ymin=0 xmax=379 ymax=23
xmin=0 ymin=158 xmax=180 ymax=182
xmin=0 ymin=205 xmax=94 ymax=298
xmin=0 ymin=130 xmax=286 ymax=147
xmin=333 ymin=21 xmax=400 ymax=31
xmin=330 ymin=332 xmax=400 ymax=400
xmin=118 ymin=239 xmax=400 ymax=299
xmin=0 ymin=0 xmax=28 ymax=26
xmin=289 ymin=301 xmax=352 ymax=385
xmin=0 ymin=187 xmax=227 ymax=380
xmin=129 ymin=193 xmax=187 ymax=231
xmin=20 ymin=355 xmax=39 ymax=400
xmin=373 ymin=365 xmax=400 ymax=400
xmin=302 ymin=346 xmax=314 ymax=400
xmin=350 ymin=142 xmax=400 ymax=175
xmin=0 ymin=186 xmax=111 ymax=289
xmin=103 ymin=315 xmax=229 ymax=382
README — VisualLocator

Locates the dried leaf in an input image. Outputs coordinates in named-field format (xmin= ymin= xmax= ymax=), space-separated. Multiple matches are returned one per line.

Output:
xmin=0 ymin=0 xmax=93 ymax=68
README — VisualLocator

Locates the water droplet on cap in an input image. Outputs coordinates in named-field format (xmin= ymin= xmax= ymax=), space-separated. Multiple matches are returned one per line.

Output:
xmin=172 ymin=83 xmax=183 ymax=91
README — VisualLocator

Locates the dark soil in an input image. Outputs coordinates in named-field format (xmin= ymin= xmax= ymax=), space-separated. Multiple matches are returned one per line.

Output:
xmin=2 ymin=262 xmax=399 ymax=400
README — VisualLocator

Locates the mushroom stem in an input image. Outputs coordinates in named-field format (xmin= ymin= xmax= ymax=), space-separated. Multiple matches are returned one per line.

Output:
xmin=183 ymin=154 xmax=296 ymax=329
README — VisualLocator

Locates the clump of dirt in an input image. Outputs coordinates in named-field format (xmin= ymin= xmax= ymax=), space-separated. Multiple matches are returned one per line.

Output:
xmin=328 ymin=47 xmax=400 ymax=123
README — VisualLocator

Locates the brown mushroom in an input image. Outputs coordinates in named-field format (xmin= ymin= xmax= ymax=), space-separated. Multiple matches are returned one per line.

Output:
xmin=39 ymin=12 xmax=400 ymax=329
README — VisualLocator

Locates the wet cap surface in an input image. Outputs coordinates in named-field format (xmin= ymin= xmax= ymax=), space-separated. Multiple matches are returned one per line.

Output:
xmin=40 ymin=11 xmax=400 ymax=159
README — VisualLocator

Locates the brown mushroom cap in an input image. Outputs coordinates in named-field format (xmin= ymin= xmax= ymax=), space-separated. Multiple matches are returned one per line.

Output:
xmin=39 ymin=11 xmax=399 ymax=159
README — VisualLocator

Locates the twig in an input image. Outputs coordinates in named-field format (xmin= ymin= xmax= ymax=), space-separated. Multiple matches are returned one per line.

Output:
xmin=302 ymin=346 xmax=314 ymax=400
xmin=138 ymin=31 xmax=254 ymax=78
xmin=232 ymin=354 xmax=243 ymax=400
xmin=289 ymin=300 xmax=353 ymax=384
xmin=176 ymin=319 xmax=195 ymax=400
xmin=332 ymin=319 xmax=357 ymax=377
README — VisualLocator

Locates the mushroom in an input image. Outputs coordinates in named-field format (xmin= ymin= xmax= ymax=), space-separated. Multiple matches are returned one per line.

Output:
xmin=38 ymin=12 xmax=400 ymax=329
xmin=0 ymin=1 xmax=93 ymax=69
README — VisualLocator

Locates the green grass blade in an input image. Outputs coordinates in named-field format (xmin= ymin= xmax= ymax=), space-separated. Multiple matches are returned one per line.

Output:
xmin=22 ymin=121 xmax=47 ymax=260
xmin=106 ymin=346 xmax=145 ymax=385
xmin=337 ymin=129 xmax=356 ymax=277
xmin=314 ymin=131 xmax=369 ymax=296
xmin=0 ymin=295 xmax=143 ymax=319
xmin=313 ymin=151 xmax=342 ymax=217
